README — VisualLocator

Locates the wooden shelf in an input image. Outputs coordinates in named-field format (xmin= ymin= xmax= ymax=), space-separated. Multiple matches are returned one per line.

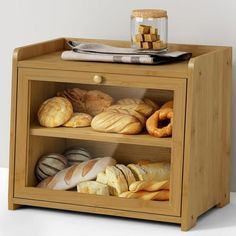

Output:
xmin=30 ymin=125 xmax=172 ymax=148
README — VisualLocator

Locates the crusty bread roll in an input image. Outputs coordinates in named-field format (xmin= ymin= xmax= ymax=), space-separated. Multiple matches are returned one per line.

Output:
xmin=57 ymin=88 xmax=113 ymax=116
xmin=105 ymin=166 xmax=128 ymax=196
xmin=129 ymin=180 xmax=169 ymax=192
xmin=63 ymin=112 xmax=92 ymax=127
xmin=37 ymin=157 xmax=116 ymax=190
xmin=77 ymin=181 xmax=109 ymax=196
xmin=128 ymin=162 xmax=170 ymax=182
xmin=91 ymin=111 xmax=143 ymax=134
xmin=107 ymin=104 xmax=153 ymax=117
xmin=116 ymin=164 xmax=136 ymax=186
xmin=38 ymin=97 xmax=73 ymax=127
xmin=119 ymin=190 xmax=169 ymax=201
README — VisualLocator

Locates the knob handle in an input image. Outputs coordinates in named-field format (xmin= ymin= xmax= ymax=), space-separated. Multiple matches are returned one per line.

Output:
xmin=93 ymin=75 xmax=103 ymax=84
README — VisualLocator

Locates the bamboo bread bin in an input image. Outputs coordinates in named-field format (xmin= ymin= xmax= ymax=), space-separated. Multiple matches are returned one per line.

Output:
xmin=8 ymin=38 xmax=232 ymax=231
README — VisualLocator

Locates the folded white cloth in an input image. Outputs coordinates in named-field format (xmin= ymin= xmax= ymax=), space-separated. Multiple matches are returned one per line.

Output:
xmin=61 ymin=41 xmax=192 ymax=65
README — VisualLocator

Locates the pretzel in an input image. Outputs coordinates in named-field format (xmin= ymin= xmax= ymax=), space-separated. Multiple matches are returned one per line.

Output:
xmin=146 ymin=107 xmax=173 ymax=138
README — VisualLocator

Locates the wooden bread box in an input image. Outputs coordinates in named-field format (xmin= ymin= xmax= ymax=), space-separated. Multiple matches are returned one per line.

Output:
xmin=8 ymin=38 xmax=232 ymax=231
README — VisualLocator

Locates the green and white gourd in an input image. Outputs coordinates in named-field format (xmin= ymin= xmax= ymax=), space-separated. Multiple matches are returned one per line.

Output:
xmin=35 ymin=153 xmax=68 ymax=181
xmin=64 ymin=147 xmax=92 ymax=166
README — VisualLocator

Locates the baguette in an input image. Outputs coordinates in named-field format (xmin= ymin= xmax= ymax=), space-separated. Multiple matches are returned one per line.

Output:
xmin=128 ymin=162 xmax=170 ymax=181
xmin=119 ymin=190 xmax=169 ymax=201
xmin=37 ymin=157 xmax=116 ymax=190
xmin=129 ymin=180 xmax=169 ymax=192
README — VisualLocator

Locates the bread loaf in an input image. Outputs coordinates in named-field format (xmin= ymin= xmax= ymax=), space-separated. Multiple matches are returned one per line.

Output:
xmin=37 ymin=156 xmax=116 ymax=190
xmin=57 ymin=88 xmax=113 ymax=116
xmin=116 ymin=164 xmax=136 ymax=186
xmin=85 ymin=90 xmax=113 ymax=116
xmin=63 ymin=112 xmax=92 ymax=127
xmin=38 ymin=97 xmax=73 ymax=127
xmin=107 ymin=104 xmax=153 ymax=117
xmin=129 ymin=180 xmax=169 ymax=192
xmin=35 ymin=153 xmax=68 ymax=181
xmin=105 ymin=166 xmax=128 ymax=196
xmin=117 ymin=98 xmax=159 ymax=112
xmin=117 ymin=98 xmax=144 ymax=105
xmin=96 ymin=171 xmax=108 ymax=185
xmin=128 ymin=162 xmax=170 ymax=181
xmin=77 ymin=181 xmax=109 ymax=196
xmin=106 ymin=107 xmax=146 ymax=126
xmin=63 ymin=147 xmax=91 ymax=166
xmin=91 ymin=111 xmax=143 ymax=134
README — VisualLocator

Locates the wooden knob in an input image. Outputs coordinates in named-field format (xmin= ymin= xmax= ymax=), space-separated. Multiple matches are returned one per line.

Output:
xmin=93 ymin=75 xmax=103 ymax=84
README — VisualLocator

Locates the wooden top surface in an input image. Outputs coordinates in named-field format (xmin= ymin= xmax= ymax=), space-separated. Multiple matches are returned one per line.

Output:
xmin=18 ymin=50 xmax=189 ymax=78
xmin=15 ymin=37 xmax=230 ymax=79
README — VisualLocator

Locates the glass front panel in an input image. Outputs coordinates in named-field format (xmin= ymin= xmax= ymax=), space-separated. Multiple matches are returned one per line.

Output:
xmin=28 ymin=80 xmax=174 ymax=203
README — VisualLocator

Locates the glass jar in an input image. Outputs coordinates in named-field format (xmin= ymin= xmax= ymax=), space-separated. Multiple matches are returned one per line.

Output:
xmin=131 ymin=9 xmax=168 ymax=51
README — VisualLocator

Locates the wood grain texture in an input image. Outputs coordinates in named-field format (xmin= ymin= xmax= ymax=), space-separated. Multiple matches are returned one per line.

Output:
xmin=181 ymin=48 xmax=232 ymax=231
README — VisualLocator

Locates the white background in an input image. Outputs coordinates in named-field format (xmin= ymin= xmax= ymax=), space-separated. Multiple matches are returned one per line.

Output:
xmin=0 ymin=0 xmax=235 ymax=191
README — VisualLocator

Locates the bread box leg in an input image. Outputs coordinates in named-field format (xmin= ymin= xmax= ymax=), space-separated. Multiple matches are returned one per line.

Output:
xmin=181 ymin=216 xmax=197 ymax=231
xmin=8 ymin=202 xmax=21 ymax=210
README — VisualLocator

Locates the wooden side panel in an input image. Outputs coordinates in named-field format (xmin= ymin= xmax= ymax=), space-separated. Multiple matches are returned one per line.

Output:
xmin=8 ymin=38 xmax=65 ymax=210
xmin=181 ymin=48 xmax=232 ymax=230
xmin=8 ymin=47 xmax=20 ymax=210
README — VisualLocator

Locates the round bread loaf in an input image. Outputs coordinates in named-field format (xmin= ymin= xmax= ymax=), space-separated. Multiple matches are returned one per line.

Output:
xmin=35 ymin=153 xmax=68 ymax=181
xmin=64 ymin=147 xmax=92 ymax=166
xmin=38 ymin=97 xmax=73 ymax=127
xmin=57 ymin=88 xmax=113 ymax=116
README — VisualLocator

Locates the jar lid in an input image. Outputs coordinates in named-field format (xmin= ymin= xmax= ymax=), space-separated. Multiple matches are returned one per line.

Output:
xmin=131 ymin=9 xmax=167 ymax=18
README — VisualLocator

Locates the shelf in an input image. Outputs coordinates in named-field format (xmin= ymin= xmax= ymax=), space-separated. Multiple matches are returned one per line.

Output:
xmin=30 ymin=125 xmax=172 ymax=148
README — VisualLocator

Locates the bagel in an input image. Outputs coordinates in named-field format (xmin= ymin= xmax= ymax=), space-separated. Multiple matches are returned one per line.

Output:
xmin=146 ymin=107 xmax=173 ymax=138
